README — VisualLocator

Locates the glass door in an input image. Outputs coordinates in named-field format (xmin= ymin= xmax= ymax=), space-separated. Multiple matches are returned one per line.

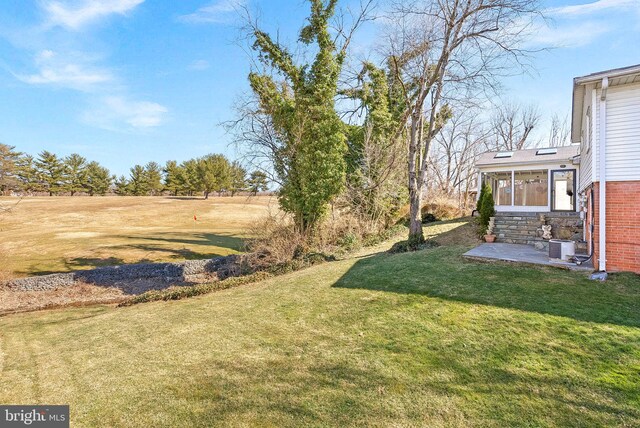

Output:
xmin=551 ymin=169 xmax=576 ymax=211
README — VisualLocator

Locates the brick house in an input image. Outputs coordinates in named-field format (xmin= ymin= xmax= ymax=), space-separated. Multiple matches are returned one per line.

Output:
xmin=572 ymin=64 xmax=640 ymax=273
xmin=474 ymin=64 xmax=640 ymax=274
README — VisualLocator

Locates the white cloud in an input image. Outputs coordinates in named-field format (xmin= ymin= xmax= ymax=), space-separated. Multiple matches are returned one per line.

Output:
xmin=520 ymin=0 xmax=639 ymax=49
xmin=188 ymin=59 xmax=210 ymax=71
xmin=43 ymin=0 xmax=145 ymax=30
xmin=548 ymin=0 xmax=639 ymax=17
xmin=525 ymin=21 xmax=612 ymax=48
xmin=84 ymin=96 xmax=168 ymax=130
xmin=15 ymin=50 xmax=113 ymax=91
xmin=179 ymin=0 xmax=245 ymax=24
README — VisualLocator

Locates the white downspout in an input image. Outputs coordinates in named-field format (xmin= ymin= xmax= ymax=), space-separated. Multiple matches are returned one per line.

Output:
xmin=598 ymin=77 xmax=608 ymax=271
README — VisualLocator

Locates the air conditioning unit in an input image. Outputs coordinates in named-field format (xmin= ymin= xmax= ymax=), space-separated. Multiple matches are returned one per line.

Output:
xmin=549 ymin=239 xmax=575 ymax=261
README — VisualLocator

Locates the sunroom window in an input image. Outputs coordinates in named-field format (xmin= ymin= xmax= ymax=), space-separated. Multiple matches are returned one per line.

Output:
xmin=514 ymin=170 xmax=548 ymax=206
xmin=484 ymin=172 xmax=512 ymax=205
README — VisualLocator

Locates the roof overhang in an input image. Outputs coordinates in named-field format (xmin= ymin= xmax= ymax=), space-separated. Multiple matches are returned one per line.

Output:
xmin=571 ymin=64 xmax=640 ymax=144
xmin=476 ymin=158 xmax=578 ymax=169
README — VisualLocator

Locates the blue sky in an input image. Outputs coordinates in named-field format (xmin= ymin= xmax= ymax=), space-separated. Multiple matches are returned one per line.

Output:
xmin=0 ymin=0 xmax=638 ymax=176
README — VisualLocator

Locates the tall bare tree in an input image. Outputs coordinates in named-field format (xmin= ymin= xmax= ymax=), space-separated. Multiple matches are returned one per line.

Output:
xmin=547 ymin=112 xmax=570 ymax=147
xmin=431 ymin=111 xmax=489 ymax=202
xmin=490 ymin=101 xmax=540 ymax=150
xmin=384 ymin=0 xmax=541 ymax=246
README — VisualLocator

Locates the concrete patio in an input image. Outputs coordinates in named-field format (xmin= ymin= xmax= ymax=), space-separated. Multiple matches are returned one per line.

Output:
xmin=463 ymin=243 xmax=593 ymax=272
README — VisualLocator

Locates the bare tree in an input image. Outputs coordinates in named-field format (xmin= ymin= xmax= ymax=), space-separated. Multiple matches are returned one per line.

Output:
xmin=384 ymin=0 xmax=541 ymax=246
xmin=227 ymin=94 xmax=284 ymax=187
xmin=490 ymin=101 xmax=540 ymax=151
xmin=431 ymin=111 xmax=489 ymax=203
xmin=548 ymin=112 xmax=570 ymax=147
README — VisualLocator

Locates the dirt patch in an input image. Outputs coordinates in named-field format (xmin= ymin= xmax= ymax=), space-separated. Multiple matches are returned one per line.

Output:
xmin=0 ymin=283 xmax=126 ymax=316
xmin=55 ymin=232 xmax=101 ymax=239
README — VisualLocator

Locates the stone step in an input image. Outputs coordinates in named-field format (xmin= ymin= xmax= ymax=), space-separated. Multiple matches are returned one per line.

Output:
xmin=497 ymin=234 xmax=544 ymax=241
xmin=494 ymin=230 xmax=541 ymax=235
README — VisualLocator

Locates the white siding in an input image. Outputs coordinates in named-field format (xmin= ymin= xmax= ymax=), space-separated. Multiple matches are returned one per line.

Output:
xmin=605 ymin=82 xmax=640 ymax=181
xmin=578 ymin=84 xmax=595 ymax=191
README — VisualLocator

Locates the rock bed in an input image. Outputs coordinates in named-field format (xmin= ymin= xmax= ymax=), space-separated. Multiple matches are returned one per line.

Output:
xmin=3 ymin=255 xmax=239 ymax=293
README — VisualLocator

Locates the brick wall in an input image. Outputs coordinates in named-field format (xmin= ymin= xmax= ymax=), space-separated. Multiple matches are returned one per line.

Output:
xmin=589 ymin=181 xmax=640 ymax=273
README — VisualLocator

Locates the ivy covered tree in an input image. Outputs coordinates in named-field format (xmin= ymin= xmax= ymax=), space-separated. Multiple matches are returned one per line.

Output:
xmin=63 ymin=153 xmax=88 ymax=196
xmin=35 ymin=151 xmax=65 ymax=196
xmin=343 ymin=62 xmax=408 ymax=226
xmin=248 ymin=0 xmax=366 ymax=232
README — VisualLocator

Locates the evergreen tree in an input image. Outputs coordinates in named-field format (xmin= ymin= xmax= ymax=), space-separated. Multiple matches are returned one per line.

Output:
xmin=114 ymin=175 xmax=130 ymax=195
xmin=35 ymin=151 xmax=65 ymax=196
xmin=196 ymin=154 xmax=231 ymax=199
xmin=84 ymin=162 xmax=111 ymax=196
xmin=15 ymin=154 xmax=38 ymax=193
xmin=479 ymin=184 xmax=496 ymax=233
xmin=247 ymin=171 xmax=269 ymax=196
xmin=63 ymin=153 xmax=88 ymax=196
xmin=177 ymin=159 xmax=200 ymax=196
xmin=163 ymin=160 xmax=181 ymax=196
xmin=128 ymin=165 xmax=149 ymax=196
xmin=229 ymin=161 xmax=247 ymax=196
xmin=476 ymin=181 xmax=487 ymax=214
xmin=0 ymin=143 xmax=21 ymax=194
xmin=144 ymin=162 xmax=163 ymax=196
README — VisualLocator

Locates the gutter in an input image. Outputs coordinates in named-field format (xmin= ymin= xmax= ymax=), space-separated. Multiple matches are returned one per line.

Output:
xmin=598 ymin=77 xmax=608 ymax=272
xmin=475 ymin=157 xmax=578 ymax=169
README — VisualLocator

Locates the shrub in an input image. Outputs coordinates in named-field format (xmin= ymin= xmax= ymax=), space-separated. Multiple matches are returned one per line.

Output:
xmin=479 ymin=184 xmax=495 ymax=233
xmin=120 ymin=271 xmax=274 ymax=306
xmin=422 ymin=212 xmax=438 ymax=224
xmin=420 ymin=193 xmax=467 ymax=221
xmin=389 ymin=239 xmax=439 ymax=253
xmin=476 ymin=182 xmax=487 ymax=214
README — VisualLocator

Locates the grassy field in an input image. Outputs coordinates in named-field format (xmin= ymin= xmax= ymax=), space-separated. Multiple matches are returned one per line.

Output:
xmin=0 ymin=196 xmax=276 ymax=277
xmin=1 ymin=220 xmax=639 ymax=427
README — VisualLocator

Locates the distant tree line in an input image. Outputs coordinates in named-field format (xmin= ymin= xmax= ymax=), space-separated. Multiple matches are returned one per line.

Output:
xmin=0 ymin=143 xmax=269 ymax=197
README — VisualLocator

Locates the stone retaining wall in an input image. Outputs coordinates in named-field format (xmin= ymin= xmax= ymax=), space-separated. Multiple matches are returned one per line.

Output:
xmin=3 ymin=255 xmax=239 ymax=292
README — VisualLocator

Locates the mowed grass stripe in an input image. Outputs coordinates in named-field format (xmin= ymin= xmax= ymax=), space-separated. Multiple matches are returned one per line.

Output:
xmin=1 ymin=222 xmax=639 ymax=427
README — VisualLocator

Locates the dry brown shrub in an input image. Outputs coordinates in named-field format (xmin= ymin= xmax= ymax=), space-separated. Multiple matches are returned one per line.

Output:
xmin=245 ymin=207 xmax=390 ymax=271
xmin=421 ymin=193 xmax=469 ymax=220
xmin=244 ymin=213 xmax=306 ymax=270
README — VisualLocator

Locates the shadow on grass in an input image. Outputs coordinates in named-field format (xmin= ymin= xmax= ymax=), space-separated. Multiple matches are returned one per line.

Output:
xmin=333 ymin=245 xmax=640 ymax=328
xmin=116 ymin=232 xmax=245 ymax=252
xmin=162 ymin=349 xmax=639 ymax=427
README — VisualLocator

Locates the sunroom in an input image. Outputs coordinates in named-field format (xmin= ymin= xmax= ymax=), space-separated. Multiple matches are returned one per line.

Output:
xmin=475 ymin=145 xmax=581 ymax=213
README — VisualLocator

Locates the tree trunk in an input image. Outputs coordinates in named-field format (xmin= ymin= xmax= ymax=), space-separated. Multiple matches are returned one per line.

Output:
xmin=407 ymin=112 xmax=425 ymax=248
xmin=204 ymin=191 xmax=209 ymax=200
xmin=408 ymin=179 xmax=424 ymax=248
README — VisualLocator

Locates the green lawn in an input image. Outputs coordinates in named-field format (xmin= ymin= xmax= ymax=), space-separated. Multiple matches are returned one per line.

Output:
xmin=1 ymin=220 xmax=639 ymax=427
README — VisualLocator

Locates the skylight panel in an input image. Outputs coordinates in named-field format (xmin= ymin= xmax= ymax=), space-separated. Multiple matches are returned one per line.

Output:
xmin=494 ymin=152 xmax=513 ymax=159
xmin=536 ymin=148 xmax=558 ymax=155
